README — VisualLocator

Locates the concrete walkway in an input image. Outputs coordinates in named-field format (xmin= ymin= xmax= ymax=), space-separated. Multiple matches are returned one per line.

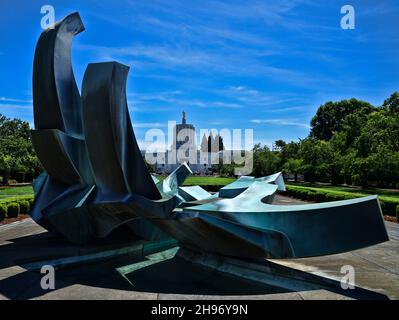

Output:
xmin=0 ymin=195 xmax=398 ymax=300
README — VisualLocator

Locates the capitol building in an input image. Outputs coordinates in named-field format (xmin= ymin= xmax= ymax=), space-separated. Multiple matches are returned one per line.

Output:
xmin=143 ymin=112 xmax=225 ymax=174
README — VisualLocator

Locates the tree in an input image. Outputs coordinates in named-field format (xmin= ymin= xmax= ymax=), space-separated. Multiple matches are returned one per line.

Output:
xmin=0 ymin=114 xmax=30 ymax=140
xmin=382 ymin=91 xmax=399 ymax=113
xmin=280 ymin=141 xmax=300 ymax=164
xmin=252 ymin=144 xmax=281 ymax=177
xmin=273 ymin=139 xmax=286 ymax=151
xmin=310 ymin=99 xmax=375 ymax=140
xmin=0 ymin=154 xmax=13 ymax=185
xmin=283 ymin=158 xmax=303 ymax=182
xmin=347 ymin=109 xmax=399 ymax=187
xmin=297 ymin=138 xmax=339 ymax=183
xmin=325 ymin=104 xmax=399 ymax=187
xmin=218 ymin=163 xmax=236 ymax=177
xmin=0 ymin=113 xmax=38 ymax=184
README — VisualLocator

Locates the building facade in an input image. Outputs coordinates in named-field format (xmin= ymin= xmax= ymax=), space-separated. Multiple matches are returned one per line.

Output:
xmin=143 ymin=112 xmax=224 ymax=174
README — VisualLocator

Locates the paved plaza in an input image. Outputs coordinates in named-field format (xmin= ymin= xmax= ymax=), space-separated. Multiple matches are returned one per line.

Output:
xmin=0 ymin=195 xmax=398 ymax=300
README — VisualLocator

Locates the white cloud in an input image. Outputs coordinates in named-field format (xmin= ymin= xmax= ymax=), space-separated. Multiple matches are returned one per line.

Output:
xmin=0 ymin=103 xmax=32 ymax=110
xmin=251 ymin=118 xmax=310 ymax=129
xmin=129 ymin=90 xmax=243 ymax=111
xmin=222 ymin=86 xmax=307 ymax=110
xmin=77 ymin=42 xmax=340 ymax=90
xmin=0 ymin=97 xmax=32 ymax=104
xmin=132 ymin=122 xmax=165 ymax=128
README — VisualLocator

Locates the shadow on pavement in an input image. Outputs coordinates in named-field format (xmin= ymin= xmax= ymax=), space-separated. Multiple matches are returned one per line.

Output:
xmin=0 ymin=234 xmax=389 ymax=300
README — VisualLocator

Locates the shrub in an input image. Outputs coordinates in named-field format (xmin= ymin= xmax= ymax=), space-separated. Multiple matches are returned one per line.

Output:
xmin=299 ymin=190 xmax=307 ymax=199
xmin=291 ymin=189 xmax=300 ymax=198
xmin=299 ymin=190 xmax=308 ymax=199
xmin=324 ymin=193 xmax=340 ymax=202
xmin=306 ymin=191 xmax=316 ymax=201
xmin=296 ymin=190 xmax=306 ymax=199
xmin=322 ymin=192 xmax=331 ymax=201
xmin=6 ymin=202 xmax=20 ymax=218
xmin=0 ymin=204 xmax=7 ymax=221
xmin=285 ymin=185 xmax=399 ymax=217
xmin=334 ymin=194 xmax=345 ymax=201
xmin=19 ymin=200 xmax=30 ymax=214
xmin=384 ymin=202 xmax=398 ymax=217
xmin=314 ymin=192 xmax=326 ymax=203
xmin=294 ymin=190 xmax=306 ymax=200
xmin=380 ymin=201 xmax=386 ymax=214
xmin=396 ymin=205 xmax=399 ymax=221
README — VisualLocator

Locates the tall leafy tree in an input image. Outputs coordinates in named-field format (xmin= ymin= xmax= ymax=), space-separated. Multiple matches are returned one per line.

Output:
xmin=382 ymin=92 xmax=399 ymax=113
xmin=252 ymin=144 xmax=281 ymax=177
xmin=0 ymin=114 xmax=39 ymax=184
xmin=283 ymin=158 xmax=303 ymax=182
xmin=310 ymin=98 xmax=375 ymax=140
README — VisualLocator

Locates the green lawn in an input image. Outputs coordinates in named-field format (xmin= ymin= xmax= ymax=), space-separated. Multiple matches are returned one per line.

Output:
xmin=183 ymin=176 xmax=236 ymax=186
xmin=0 ymin=185 xmax=34 ymax=199
xmin=2 ymin=180 xmax=399 ymax=203
xmin=1 ymin=179 xmax=397 ymax=218
xmin=0 ymin=177 xmax=236 ymax=201
xmin=154 ymin=175 xmax=236 ymax=186
xmin=287 ymin=182 xmax=399 ymax=203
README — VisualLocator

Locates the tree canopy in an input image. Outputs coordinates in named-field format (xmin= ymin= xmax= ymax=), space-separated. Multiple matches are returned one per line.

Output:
xmin=310 ymin=98 xmax=375 ymax=140
xmin=1 ymin=90 xmax=399 ymax=189
xmin=249 ymin=92 xmax=399 ymax=188
xmin=0 ymin=114 xmax=40 ymax=184
xmin=382 ymin=91 xmax=399 ymax=113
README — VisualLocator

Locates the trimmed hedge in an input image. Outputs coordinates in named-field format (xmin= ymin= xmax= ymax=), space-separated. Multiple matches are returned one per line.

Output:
xmin=0 ymin=204 xmax=6 ymax=221
xmin=0 ymin=195 xmax=34 ymax=220
xmin=0 ymin=195 xmax=33 ymax=206
xmin=314 ymin=192 xmax=326 ymax=203
xmin=19 ymin=200 xmax=30 ymax=214
xmin=285 ymin=185 xmax=399 ymax=217
xmin=7 ymin=202 xmax=20 ymax=218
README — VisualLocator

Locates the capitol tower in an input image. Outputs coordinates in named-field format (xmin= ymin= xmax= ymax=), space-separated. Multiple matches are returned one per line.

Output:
xmin=172 ymin=111 xmax=197 ymax=158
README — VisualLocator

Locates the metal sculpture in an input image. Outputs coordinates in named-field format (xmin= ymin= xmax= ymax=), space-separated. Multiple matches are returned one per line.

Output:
xmin=30 ymin=13 xmax=389 ymax=259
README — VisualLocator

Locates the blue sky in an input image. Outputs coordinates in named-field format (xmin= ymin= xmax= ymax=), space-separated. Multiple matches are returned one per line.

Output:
xmin=0 ymin=0 xmax=398 ymax=149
